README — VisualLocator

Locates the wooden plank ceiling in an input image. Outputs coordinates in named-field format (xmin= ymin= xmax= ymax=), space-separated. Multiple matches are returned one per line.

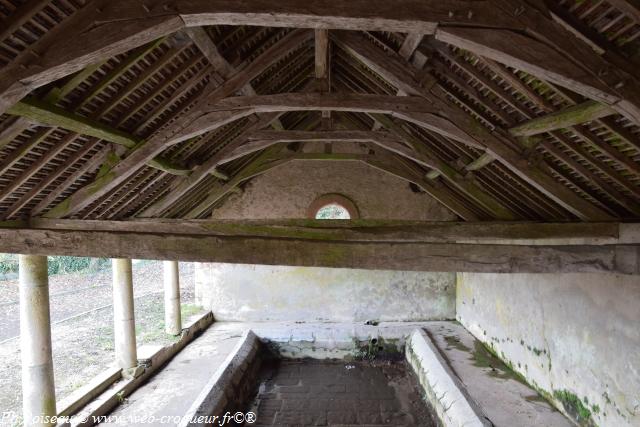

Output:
xmin=0 ymin=0 xmax=638 ymax=223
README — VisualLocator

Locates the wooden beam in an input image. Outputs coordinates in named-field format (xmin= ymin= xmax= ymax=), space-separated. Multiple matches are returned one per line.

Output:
xmin=8 ymin=98 xmax=139 ymax=148
xmin=333 ymin=31 xmax=614 ymax=221
xmin=509 ymin=100 xmax=616 ymax=137
xmin=434 ymin=24 xmax=640 ymax=122
xmin=0 ymin=0 xmax=521 ymax=115
xmin=185 ymin=145 xmax=287 ymax=219
xmin=0 ymin=222 xmax=637 ymax=274
xmin=465 ymin=153 xmax=495 ymax=172
xmin=7 ymin=97 xmax=192 ymax=176
xmin=398 ymin=33 xmax=424 ymax=61
xmin=230 ymin=130 xmax=437 ymax=166
xmin=315 ymin=28 xmax=332 ymax=127
xmin=42 ymin=30 xmax=310 ymax=219
xmin=16 ymin=218 xmax=640 ymax=245
xmin=368 ymin=114 xmax=517 ymax=220
xmin=269 ymin=153 xmax=373 ymax=161
xmin=315 ymin=29 xmax=330 ymax=79
xmin=2 ymin=0 xmax=638 ymax=125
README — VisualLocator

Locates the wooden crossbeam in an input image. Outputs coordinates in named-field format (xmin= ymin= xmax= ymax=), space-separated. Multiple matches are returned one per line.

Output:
xmin=11 ymin=218 xmax=638 ymax=245
xmin=42 ymin=30 xmax=311 ymax=219
xmin=332 ymin=31 xmax=613 ymax=221
xmin=315 ymin=29 xmax=330 ymax=80
xmin=1 ymin=0 xmax=639 ymax=124
xmin=0 ymin=220 xmax=637 ymax=274
xmin=398 ymin=33 xmax=424 ymax=61
xmin=229 ymin=130 xmax=435 ymax=166
xmin=269 ymin=153 xmax=372 ymax=161
xmin=7 ymin=97 xmax=191 ymax=176
xmin=367 ymin=114 xmax=517 ymax=220
xmin=364 ymin=155 xmax=481 ymax=221
xmin=185 ymin=145 xmax=287 ymax=219
xmin=9 ymin=98 xmax=140 ymax=147
xmin=509 ymin=101 xmax=616 ymax=137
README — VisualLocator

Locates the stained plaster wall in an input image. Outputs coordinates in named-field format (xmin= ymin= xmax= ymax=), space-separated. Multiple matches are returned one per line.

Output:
xmin=210 ymin=159 xmax=458 ymax=220
xmin=198 ymin=159 xmax=457 ymax=322
xmin=195 ymin=263 xmax=455 ymax=322
xmin=456 ymin=272 xmax=640 ymax=427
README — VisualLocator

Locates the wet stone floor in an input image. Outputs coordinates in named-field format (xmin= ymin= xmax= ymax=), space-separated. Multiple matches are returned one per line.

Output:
xmin=243 ymin=359 xmax=437 ymax=426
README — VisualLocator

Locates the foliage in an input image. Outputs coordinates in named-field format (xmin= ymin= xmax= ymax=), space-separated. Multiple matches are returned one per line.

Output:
xmin=47 ymin=256 xmax=110 ymax=275
xmin=554 ymin=389 xmax=594 ymax=426
xmin=0 ymin=253 xmax=18 ymax=276
xmin=0 ymin=254 xmax=110 ymax=279
xmin=315 ymin=203 xmax=350 ymax=219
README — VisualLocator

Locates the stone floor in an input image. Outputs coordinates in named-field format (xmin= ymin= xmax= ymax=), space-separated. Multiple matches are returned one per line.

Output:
xmin=91 ymin=321 xmax=570 ymax=427
xmin=244 ymin=359 xmax=436 ymax=426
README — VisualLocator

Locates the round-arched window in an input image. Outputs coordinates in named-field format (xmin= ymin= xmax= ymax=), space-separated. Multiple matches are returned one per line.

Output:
xmin=315 ymin=203 xmax=351 ymax=219
xmin=307 ymin=194 xmax=359 ymax=219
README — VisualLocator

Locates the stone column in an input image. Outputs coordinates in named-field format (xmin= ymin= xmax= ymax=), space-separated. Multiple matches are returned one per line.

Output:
xmin=19 ymin=255 xmax=56 ymax=427
xmin=163 ymin=261 xmax=182 ymax=335
xmin=112 ymin=258 xmax=137 ymax=369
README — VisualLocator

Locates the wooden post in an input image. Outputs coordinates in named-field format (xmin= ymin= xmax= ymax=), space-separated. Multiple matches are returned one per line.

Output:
xmin=163 ymin=261 xmax=182 ymax=335
xmin=111 ymin=258 xmax=137 ymax=370
xmin=19 ymin=255 xmax=56 ymax=427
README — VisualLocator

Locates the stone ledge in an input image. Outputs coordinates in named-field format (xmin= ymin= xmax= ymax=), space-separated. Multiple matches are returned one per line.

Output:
xmin=179 ymin=330 xmax=262 ymax=427
xmin=57 ymin=311 xmax=214 ymax=427
xmin=406 ymin=328 xmax=490 ymax=427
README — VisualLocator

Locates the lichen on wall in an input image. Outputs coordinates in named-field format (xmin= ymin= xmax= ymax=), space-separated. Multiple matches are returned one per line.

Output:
xmin=456 ymin=272 xmax=640 ymax=427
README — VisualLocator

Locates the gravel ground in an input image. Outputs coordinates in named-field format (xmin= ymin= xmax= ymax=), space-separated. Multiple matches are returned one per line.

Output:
xmin=0 ymin=261 xmax=204 ymax=426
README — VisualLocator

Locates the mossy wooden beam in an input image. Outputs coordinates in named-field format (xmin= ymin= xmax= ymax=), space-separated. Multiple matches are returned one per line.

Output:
xmin=0 ymin=224 xmax=637 ymax=274
xmin=509 ymin=100 xmax=616 ymax=137
xmin=269 ymin=153 xmax=372 ymax=161
xmin=9 ymin=97 xmax=140 ymax=148
xmin=465 ymin=153 xmax=495 ymax=171
xmin=147 ymin=158 xmax=192 ymax=177
xmin=365 ymin=155 xmax=481 ymax=221
xmin=21 ymin=218 xmax=640 ymax=245
xmin=336 ymin=31 xmax=612 ymax=221
xmin=185 ymin=145 xmax=286 ymax=219
xmin=368 ymin=114 xmax=516 ymax=220
xmin=7 ymin=97 xmax=190 ymax=177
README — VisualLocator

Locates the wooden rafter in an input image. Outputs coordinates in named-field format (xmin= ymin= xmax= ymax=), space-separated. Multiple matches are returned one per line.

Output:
xmin=1 ymin=0 xmax=639 ymax=124
xmin=7 ymin=97 xmax=192 ymax=176
xmin=427 ymin=42 xmax=640 ymax=216
xmin=185 ymin=144 xmax=287 ymax=219
xmin=41 ymin=29 xmax=312 ymax=219
xmin=509 ymin=101 xmax=616 ymax=137
xmin=0 ymin=1 xmax=637 ymax=225
xmin=332 ymin=31 xmax=614 ymax=221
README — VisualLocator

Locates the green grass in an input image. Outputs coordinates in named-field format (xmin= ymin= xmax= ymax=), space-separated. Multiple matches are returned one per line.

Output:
xmin=181 ymin=303 xmax=204 ymax=320
xmin=554 ymin=389 xmax=595 ymax=426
